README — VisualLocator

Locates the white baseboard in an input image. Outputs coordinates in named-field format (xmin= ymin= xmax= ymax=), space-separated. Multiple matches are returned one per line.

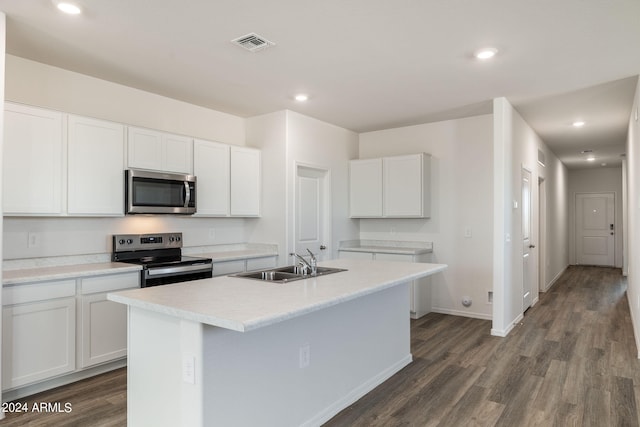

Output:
xmin=430 ymin=307 xmax=492 ymax=321
xmin=302 ymin=354 xmax=413 ymax=427
xmin=542 ymin=264 xmax=569 ymax=292
xmin=627 ymin=294 xmax=640 ymax=359
xmin=491 ymin=313 xmax=524 ymax=337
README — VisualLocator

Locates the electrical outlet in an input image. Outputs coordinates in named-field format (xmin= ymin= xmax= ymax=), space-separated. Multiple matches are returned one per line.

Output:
xmin=299 ymin=344 xmax=310 ymax=368
xmin=27 ymin=232 xmax=41 ymax=248
xmin=464 ymin=228 xmax=472 ymax=238
xmin=488 ymin=291 xmax=493 ymax=304
xmin=208 ymin=228 xmax=216 ymax=241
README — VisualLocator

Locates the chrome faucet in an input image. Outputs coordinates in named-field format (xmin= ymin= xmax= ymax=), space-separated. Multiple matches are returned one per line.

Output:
xmin=289 ymin=250 xmax=318 ymax=276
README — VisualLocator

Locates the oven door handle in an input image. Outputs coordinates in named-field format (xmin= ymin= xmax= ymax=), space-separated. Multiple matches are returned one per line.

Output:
xmin=146 ymin=263 xmax=211 ymax=277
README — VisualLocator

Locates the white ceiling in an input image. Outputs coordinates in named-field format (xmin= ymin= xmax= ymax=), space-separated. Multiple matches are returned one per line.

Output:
xmin=0 ymin=0 xmax=638 ymax=169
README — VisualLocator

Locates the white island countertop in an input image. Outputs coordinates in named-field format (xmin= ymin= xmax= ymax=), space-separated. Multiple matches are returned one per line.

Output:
xmin=108 ymin=258 xmax=447 ymax=332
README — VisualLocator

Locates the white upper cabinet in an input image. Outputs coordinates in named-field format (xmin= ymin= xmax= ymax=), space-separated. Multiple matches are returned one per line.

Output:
xmin=383 ymin=153 xmax=430 ymax=218
xmin=3 ymin=103 xmax=65 ymax=215
xmin=230 ymin=146 xmax=261 ymax=217
xmin=67 ymin=115 xmax=125 ymax=216
xmin=349 ymin=153 xmax=430 ymax=218
xmin=349 ymin=158 xmax=383 ymax=217
xmin=193 ymin=139 xmax=230 ymax=216
xmin=127 ymin=126 xmax=193 ymax=174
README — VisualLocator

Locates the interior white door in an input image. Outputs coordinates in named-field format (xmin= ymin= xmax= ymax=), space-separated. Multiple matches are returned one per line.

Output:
xmin=576 ymin=193 xmax=615 ymax=266
xmin=522 ymin=168 xmax=534 ymax=310
xmin=295 ymin=166 xmax=329 ymax=262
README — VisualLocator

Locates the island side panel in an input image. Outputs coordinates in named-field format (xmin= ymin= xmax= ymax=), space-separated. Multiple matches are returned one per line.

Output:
xmin=201 ymin=283 xmax=411 ymax=426
xmin=127 ymin=307 xmax=204 ymax=427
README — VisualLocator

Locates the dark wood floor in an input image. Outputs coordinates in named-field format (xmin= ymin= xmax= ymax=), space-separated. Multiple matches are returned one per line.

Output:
xmin=1 ymin=266 xmax=638 ymax=426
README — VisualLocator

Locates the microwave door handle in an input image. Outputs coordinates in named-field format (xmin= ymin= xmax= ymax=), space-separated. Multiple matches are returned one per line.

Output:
xmin=183 ymin=181 xmax=191 ymax=208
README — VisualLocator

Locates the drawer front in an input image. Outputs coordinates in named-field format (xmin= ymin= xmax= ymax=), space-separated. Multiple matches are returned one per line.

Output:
xmin=81 ymin=272 xmax=140 ymax=295
xmin=3 ymin=280 xmax=76 ymax=306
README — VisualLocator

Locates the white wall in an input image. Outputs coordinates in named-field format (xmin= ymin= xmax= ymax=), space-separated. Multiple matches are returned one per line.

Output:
xmin=6 ymin=55 xmax=245 ymax=145
xmin=625 ymin=77 xmax=640 ymax=357
xmin=568 ymin=167 xmax=623 ymax=267
xmin=3 ymin=55 xmax=253 ymax=259
xmin=247 ymin=110 xmax=359 ymax=264
xmin=0 ymin=12 xmax=6 ymax=417
xmin=286 ymin=111 xmax=360 ymax=260
xmin=493 ymin=98 xmax=569 ymax=336
xmin=359 ymin=115 xmax=494 ymax=319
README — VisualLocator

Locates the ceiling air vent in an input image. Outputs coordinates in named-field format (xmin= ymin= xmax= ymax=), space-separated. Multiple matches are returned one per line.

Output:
xmin=231 ymin=33 xmax=275 ymax=52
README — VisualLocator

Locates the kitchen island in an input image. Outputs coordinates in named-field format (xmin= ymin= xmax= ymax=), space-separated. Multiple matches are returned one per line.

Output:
xmin=108 ymin=258 xmax=447 ymax=426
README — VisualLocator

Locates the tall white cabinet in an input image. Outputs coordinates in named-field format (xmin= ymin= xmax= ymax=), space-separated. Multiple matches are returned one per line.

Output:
xmin=349 ymin=153 xmax=430 ymax=218
xmin=3 ymin=103 xmax=65 ymax=215
xmin=193 ymin=139 xmax=231 ymax=216
xmin=67 ymin=115 xmax=125 ymax=215
xmin=230 ymin=146 xmax=261 ymax=216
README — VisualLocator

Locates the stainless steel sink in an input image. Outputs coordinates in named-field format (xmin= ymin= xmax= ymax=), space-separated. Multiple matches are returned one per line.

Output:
xmin=231 ymin=265 xmax=347 ymax=283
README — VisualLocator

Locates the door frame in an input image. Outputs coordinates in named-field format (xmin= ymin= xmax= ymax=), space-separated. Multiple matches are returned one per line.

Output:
xmin=291 ymin=162 xmax=332 ymax=261
xmin=521 ymin=166 xmax=535 ymax=311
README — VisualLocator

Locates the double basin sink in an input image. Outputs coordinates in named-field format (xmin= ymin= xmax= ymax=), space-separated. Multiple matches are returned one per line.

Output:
xmin=232 ymin=265 xmax=347 ymax=283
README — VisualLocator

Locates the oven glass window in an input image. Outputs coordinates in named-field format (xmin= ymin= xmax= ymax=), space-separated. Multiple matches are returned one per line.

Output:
xmin=133 ymin=178 xmax=185 ymax=207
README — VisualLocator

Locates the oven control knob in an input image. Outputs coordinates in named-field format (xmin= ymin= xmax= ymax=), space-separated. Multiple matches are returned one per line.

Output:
xmin=170 ymin=236 xmax=176 ymax=242
xmin=176 ymin=236 xmax=181 ymax=242
xmin=126 ymin=239 xmax=133 ymax=245
xmin=118 ymin=239 xmax=125 ymax=245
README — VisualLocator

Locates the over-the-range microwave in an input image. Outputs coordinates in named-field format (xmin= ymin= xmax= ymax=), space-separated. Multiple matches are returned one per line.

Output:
xmin=125 ymin=169 xmax=197 ymax=215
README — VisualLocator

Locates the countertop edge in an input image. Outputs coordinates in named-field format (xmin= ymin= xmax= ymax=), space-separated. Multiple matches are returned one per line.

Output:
xmin=3 ymin=263 xmax=143 ymax=286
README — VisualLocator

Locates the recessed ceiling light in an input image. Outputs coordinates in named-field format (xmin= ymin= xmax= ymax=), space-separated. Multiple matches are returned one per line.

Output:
xmin=601 ymin=163 xmax=607 ymax=167
xmin=587 ymin=157 xmax=595 ymax=162
xmin=572 ymin=121 xmax=585 ymax=127
xmin=294 ymin=94 xmax=309 ymax=102
xmin=53 ymin=1 xmax=82 ymax=14
xmin=474 ymin=47 xmax=498 ymax=60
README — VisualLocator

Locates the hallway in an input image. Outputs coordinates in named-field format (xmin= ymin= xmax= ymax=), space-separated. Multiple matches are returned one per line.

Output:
xmin=327 ymin=266 xmax=640 ymax=426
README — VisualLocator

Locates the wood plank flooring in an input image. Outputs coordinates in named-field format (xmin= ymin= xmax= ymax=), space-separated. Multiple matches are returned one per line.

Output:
xmin=1 ymin=266 xmax=638 ymax=426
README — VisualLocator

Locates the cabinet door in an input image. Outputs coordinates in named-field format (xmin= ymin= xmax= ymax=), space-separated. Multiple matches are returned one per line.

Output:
xmin=193 ymin=140 xmax=230 ymax=216
xmin=163 ymin=133 xmax=193 ymax=174
xmin=2 ymin=298 xmax=76 ymax=389
xmin=3 ymin=103 xmax=64 ymax=215
xmin=127 ymin=126 xmax=163 ymax=171
xmin=338 ymin=251 xmax=374 ymax=260
xmin=230 ymin=146 xmax=261 ymax=216
xmin=349 ymin=158 xmax=383 ymax=217
xmin=68 ymin=115 xmax=125 ymax=215
xmin=80 ymin=293 xmax=129 ymax=367
xmin=383 ymin=154 xmax=429 ymax=217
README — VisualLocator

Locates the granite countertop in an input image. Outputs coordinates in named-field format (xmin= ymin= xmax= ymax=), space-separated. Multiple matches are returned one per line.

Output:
xmin=3 ymin=262 xmax=142 ymax=286
xmin=338 ymin=239 xmax=433 ymax=255
xmin=108 ymin=258 xmax=447 ymax=333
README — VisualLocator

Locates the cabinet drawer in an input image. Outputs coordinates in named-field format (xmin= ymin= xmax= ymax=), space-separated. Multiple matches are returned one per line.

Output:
xmin=212 ymin=260 xmax=246 ymax=276
xmin=3 ymin=280 xmax=76 ymax=306
xmin=81 ymin=272 xmax=140 ymax=295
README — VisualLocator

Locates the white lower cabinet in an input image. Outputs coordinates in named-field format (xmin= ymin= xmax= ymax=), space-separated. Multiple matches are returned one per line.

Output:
xmin=339 ymin=250 xmax=432 ymax=318
xmin=79 ymin=273 xmax=139 ymax=368
xmin=2 ymin=271 xmax=140 ymax=392
xmin=212 ymin=256 xmax=277 ymax=277
xmin=2 ymin=280 xmax=76 ymax=390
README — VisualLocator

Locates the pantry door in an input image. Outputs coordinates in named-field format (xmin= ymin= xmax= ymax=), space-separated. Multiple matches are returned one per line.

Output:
xmin=522 ymin=168 xmax=534 ymax=310
xmin=576 ymin=193 xmax=615 ymax=266
xmin=295 ymin=165 xmax=330 ymax=262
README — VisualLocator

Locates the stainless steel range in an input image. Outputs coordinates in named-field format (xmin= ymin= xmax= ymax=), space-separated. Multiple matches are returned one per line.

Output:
xmin=112 ymin=232 xmax=213 ymax=287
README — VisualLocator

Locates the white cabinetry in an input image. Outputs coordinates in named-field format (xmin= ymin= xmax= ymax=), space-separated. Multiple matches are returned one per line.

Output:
xmin=79 ymin=273 xmax=139 ymax=368
xmin=349 ymin=158 xmax=383 ymax=217
xmin=194 ymin=139 xmax=230 ymax=216
xmin=349 ymin=153 xmax=430 ymax=218
xmin=127 ymin=126 xmax=193 ymax=174
xmin=212 ymin=256 xmax=277 ymax=277
xmin=2 ymin=280 xmax=76 ymax=389
xmin=67 ymin=115 xmax=125 ymax=216
xmin=3 ymin=103 xmax=65 ymax=215
xmin=230 ymin=146 xmax=261 ymax=216
xmin=339 ymin=250 xmax=432 ymax=318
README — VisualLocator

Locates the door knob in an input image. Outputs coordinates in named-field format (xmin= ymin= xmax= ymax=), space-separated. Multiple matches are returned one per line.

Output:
xmin=529 ymin=244 xmax=536 ymax=248
xmin=320 ymin=245 xmax=327 ymax=250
